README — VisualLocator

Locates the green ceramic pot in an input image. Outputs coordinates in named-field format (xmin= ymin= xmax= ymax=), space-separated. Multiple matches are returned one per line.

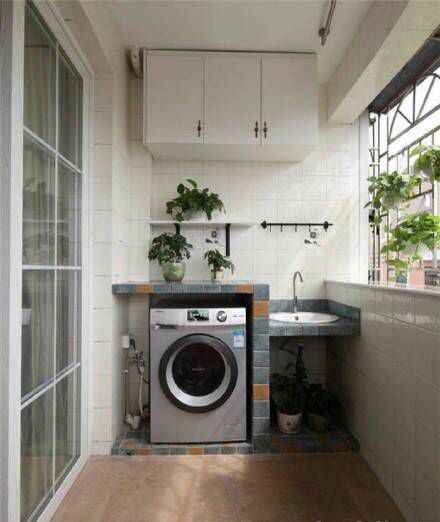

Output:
xmin=307 ymin=413 xmax=330 ymax=433
xmin=161 ymin=262 xmax=186 ymax=282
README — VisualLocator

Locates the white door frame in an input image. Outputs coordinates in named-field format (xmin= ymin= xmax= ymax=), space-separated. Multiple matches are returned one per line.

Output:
xmin=1 ymin=1 xmax=94 ymax=520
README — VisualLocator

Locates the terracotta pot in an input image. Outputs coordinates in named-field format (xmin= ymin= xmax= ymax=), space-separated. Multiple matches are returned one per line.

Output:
xmin=277 ymin=410 xmax=302 ymax=434
xmin=161 ymin=262 xmax=186 ymax=282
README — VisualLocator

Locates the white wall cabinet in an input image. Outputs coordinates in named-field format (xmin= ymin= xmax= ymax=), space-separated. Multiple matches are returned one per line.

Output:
xmin=144 ymin=51 xmax=318 ymax=161
xmin=204 ymin=56 xmax=261 ymax=145
xmin=145 ymin=54 xmax=203 ymax=144
xmin=262 ymin=55 xmax=318 ymax=147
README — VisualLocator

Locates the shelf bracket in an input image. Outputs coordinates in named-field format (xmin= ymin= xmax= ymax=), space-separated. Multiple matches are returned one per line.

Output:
xmin=174 ymin=223 xmax=181 ymax=235
xmin=225 ymin=223 xmax=231 ymax=257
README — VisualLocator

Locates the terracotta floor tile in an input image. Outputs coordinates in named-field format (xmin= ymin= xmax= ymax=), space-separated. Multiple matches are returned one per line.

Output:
xmin=52 ymin=454 xmax=404 ymax=522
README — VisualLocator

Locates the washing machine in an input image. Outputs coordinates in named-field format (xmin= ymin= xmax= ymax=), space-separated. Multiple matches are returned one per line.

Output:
xmin=150 ymin=307 xmax=247 ymax=444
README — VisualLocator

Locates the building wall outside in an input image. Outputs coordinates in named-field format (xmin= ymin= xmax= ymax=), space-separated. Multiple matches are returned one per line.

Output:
xmin=326 ymin=280 xmax=440 ymax=521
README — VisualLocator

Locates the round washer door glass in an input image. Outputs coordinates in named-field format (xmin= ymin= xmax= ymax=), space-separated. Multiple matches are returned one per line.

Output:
xmin=159 ymin=334 xmax=238 ymax=413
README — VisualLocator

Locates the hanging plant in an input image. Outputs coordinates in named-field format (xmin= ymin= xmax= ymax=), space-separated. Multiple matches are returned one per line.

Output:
xmin=166 ymin=179 xmax=225 ymax=222
xmin=410 ymin=144 xmax=440 ymax=182
xmin=381 ymin=212 xmax=440 ymax=271
xmin=365 ymin=171 xmax=421 ymax=223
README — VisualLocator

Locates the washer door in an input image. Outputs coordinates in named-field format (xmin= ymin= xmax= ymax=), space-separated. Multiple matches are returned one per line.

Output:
xmin=159 ymin=334 xmax=238 ymax=413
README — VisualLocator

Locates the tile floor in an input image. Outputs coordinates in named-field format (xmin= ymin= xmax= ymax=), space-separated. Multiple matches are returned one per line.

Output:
xmin=53 ymin=453 xmax=405 ymax=522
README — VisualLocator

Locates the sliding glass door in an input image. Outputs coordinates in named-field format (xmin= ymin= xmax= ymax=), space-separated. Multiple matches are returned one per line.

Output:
xmin=21 ymin=2 xmax=83 ymax=519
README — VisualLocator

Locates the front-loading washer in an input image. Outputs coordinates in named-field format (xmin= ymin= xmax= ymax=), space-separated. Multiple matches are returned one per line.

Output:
xmin=150 ymin=307 xmax=247 ymax=444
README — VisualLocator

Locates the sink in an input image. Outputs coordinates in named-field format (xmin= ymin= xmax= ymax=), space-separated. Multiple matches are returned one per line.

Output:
xmin=270 ymin=312 xmax=339 ymax=324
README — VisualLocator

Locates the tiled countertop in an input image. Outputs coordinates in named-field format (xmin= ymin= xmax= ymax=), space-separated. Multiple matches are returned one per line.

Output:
xmin=112 ymin=281 xmax=268 ymax=298
xmin=269 ymin=317 xmax=359 ymax=337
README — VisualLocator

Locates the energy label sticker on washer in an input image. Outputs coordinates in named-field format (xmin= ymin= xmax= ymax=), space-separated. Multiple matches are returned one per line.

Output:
xmin=233 ymin=330 xmax=245 ymax=348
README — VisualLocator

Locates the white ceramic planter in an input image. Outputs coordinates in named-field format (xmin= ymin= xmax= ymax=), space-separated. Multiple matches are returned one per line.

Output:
xmin=211 ymin=269 xmax=224 ymax=283
xmin=184 ymin=210 xmax=206 ymax=221
xmin=277 ymin=410 xmax=302 ymax=434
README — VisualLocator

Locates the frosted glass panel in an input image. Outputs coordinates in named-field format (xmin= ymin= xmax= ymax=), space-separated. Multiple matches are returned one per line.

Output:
xmin=21 ymin=270 xmax=55 ymax=398
xmin=21 ymin=391 xmax=54 ymax=521
xmin=23 ymin=137 xmax=56 ymax=265
xmin=24 ymin=3 xmax=56 ymax=145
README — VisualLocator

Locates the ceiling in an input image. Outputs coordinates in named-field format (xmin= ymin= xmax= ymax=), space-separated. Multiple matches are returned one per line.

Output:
xmin=107 ymin=0 xmax=373 ymax=83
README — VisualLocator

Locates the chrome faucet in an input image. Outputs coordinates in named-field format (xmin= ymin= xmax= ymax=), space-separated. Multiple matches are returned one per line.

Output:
xmin=293 ymin=271 xmax=303 ymax=313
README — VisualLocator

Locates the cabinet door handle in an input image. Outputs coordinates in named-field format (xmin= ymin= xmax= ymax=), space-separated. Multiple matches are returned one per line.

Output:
xmin=263 ymin=121 xmax=268 ymax=139
xmin=254 ymin=121 xmax=259 ymax=138
xmin=197 ymin=120 xmax=202 ymax=138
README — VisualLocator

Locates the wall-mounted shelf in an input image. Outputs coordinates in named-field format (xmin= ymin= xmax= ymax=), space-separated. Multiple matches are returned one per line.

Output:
xmin=149 ymin=221 xmax=254 ymax=227
xmin=149 ymin=221 xmax=254 ymax=256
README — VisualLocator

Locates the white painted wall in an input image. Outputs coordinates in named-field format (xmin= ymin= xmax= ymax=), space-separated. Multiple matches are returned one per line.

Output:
xmin=326 ymin=281 xmax=440 ymax=521
xmin=150 ymin=87 xmax=364 ymax=298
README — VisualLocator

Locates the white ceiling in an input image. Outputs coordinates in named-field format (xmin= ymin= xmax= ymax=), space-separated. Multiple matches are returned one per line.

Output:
xmin=107 ymin=0 xmax=373 ymax=82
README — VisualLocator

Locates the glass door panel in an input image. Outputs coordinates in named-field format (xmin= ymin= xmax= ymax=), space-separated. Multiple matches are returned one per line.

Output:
xmin=56 ymin=271 xmax=81 ymax=373
xmin=24 ymin=4 xmax=56 ymax=146
xmin=57 ymin=161 xmax=81 ymax=266
xmin=23 ymin=137 xmax=55 ymax=266
xmin=58 ymin=51 xmax=82 ymax=167
xmin=20 ymin=390 xmax=54 ymax=521
xmin=21 ymin=270 xmax=55 ymax=399
xmin=21 ymin=2 xmax=84 ymax=519
xmin=55 ymin=370 xmax=80 ymax=485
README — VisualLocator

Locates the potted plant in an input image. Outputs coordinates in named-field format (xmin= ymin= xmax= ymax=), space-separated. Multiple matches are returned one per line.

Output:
xmin=204 ymin=249 xmax=235 ymax=282
xmin=410 ymin=144 xmax=440 ymax=182
xmin=148 ymin=233 xmax=193 ymax=282
xmin=166 ymin=179 xmax=225 ymax=222
xmin=270 ymin=345 xmax=308 ymax=434
xmin=365 ymin=171 xmax=421 ymax=222
xmin=381 ymin=212 xmax=440 ymax=272
xmin=306 ymin=384 xmax=342 ymax=433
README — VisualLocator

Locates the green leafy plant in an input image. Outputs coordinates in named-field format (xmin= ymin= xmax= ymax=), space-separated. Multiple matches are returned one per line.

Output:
xmin=204 ymin=249 xmax=235 ymax=273
xmin=410 ymin=144 xmax=440 ymax=182
xmin=382 ymin=212 xmax=440 ymax=271
xmin=166 ymin=179 xmax=225 ymax=222
xmin=270 ymin=345 xmax=308 ymax=415
xmin=365 ymin=171 xmax=421 ymax=222
xmin=148 ymin=233 xmax=193 ymax=264
xmin=306 ymin=384 xmax=342 ymax=419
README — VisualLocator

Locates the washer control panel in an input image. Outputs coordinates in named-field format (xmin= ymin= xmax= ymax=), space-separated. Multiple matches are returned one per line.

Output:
xmin=151 ymin=308 xmax=246 ymax=327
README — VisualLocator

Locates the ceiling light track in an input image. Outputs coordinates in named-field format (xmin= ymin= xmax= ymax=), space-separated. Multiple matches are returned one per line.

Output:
xmin=319 ymin=0 xmax=337 ymax=46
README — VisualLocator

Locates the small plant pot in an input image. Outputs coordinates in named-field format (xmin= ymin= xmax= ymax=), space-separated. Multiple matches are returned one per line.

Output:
xmin=307 ymin=413 xmax=331 ymax=433
xmin=161 ymin=262 xmax=186 ymax=282
xmin=277 ymin=410 xmax=302 ymax=435
xmin=402 ymin=242 xmax=431 ymax=258
xmin=184 ymin=210 xmax=206 ymax=221
xmin=210 ymin=269 xmax=224 ymax=283
xmin=380 ymin=195 xmax=404 ymax=210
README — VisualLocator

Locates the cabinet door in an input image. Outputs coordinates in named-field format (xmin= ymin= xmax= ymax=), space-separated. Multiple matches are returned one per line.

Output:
xmin=145 ymin=54 xmax=203 ymax=144
xmin=204 ymin=56 xmax=261 ymax=145
xmin=262 ymin=55 xmax=318 ymax=146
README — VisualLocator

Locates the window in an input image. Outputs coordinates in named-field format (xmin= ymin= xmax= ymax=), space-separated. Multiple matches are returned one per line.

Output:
xmin=21 ymin=2 xmax=83 ymax=520
xmin=368 ymin=59 xmax=440 ymax=287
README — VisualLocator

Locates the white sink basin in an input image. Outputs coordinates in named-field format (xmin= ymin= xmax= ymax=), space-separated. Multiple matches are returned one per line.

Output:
xmin=270 ymin=312 xmax=339 ymax=324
